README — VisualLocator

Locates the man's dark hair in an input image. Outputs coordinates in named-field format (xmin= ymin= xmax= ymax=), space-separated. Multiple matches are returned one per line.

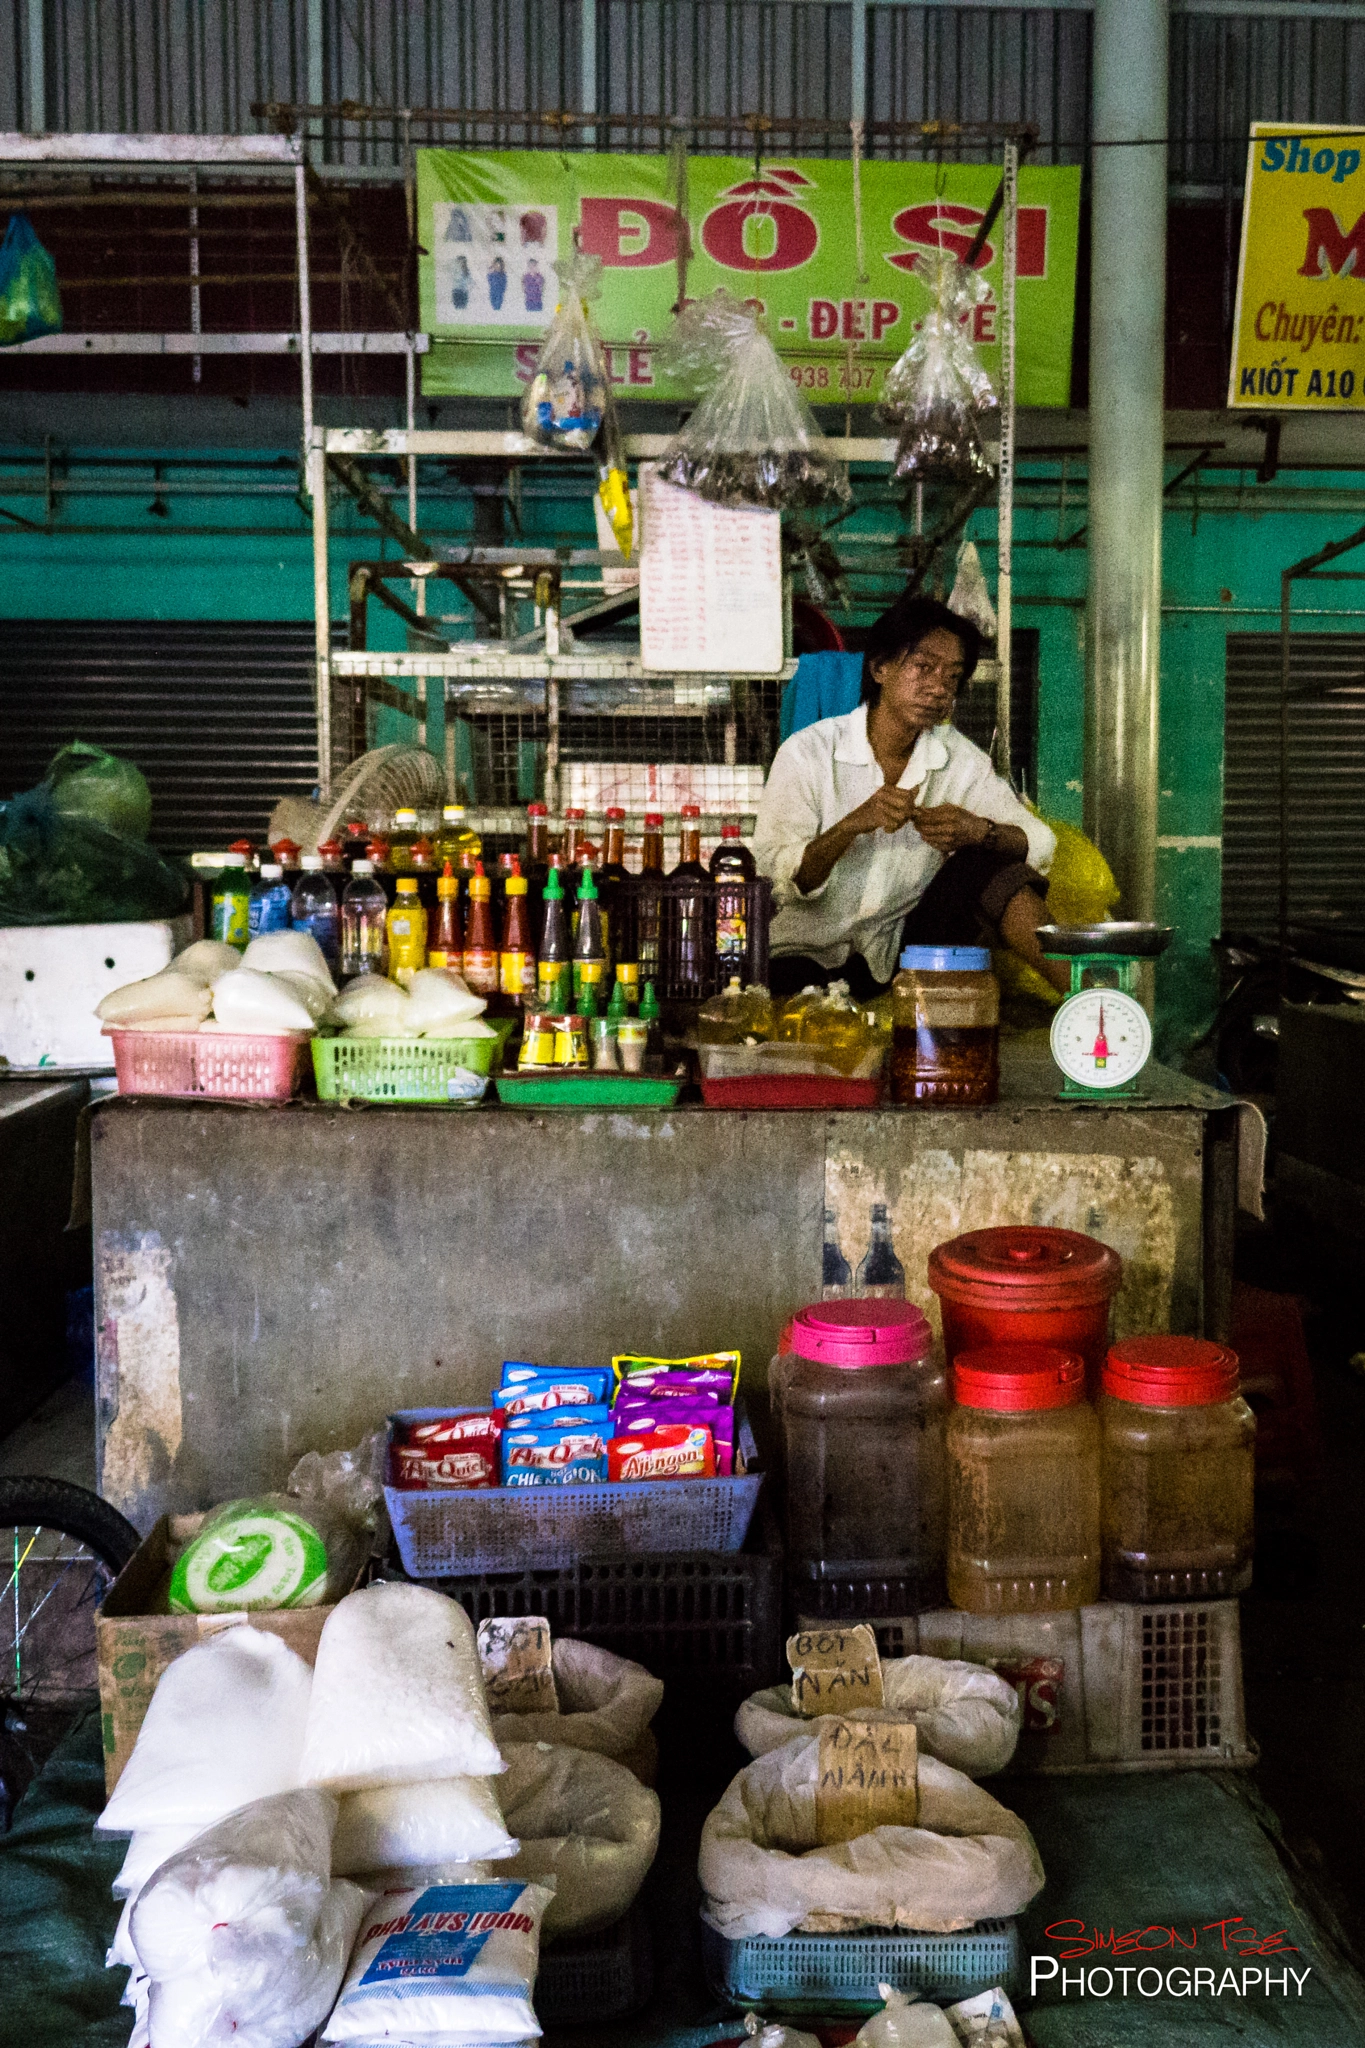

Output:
xmin=859 ymin=594 xmax=982 ymax=708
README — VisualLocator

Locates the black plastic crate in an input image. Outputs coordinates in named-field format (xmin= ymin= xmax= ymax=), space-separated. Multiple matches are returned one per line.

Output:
xmin=424 ymin=1499 xmax=784 ymax=1700
xmin=788 ymin=1558 xmax=948 ymax=1640
xmin=537 ymin=1900 xmax=654 ymax=2026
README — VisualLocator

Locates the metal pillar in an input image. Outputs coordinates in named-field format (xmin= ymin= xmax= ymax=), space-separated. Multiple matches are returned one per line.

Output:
xmin=996 ymin=141 xmax=1018 ymax=782
xmin=1085 ymin=0 xmax=1168 ymax=922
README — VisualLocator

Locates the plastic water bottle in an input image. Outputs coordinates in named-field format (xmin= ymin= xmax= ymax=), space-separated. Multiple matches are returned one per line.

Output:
xmin=248 ymin=862 xmax=292 ymax=939
xmin=341 ymin=859 xmax=388 ymax=980
xmin=290 ymin=854 xmax=340 ymax=968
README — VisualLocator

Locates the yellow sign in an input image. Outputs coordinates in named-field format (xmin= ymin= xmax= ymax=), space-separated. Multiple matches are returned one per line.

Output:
xmin=1230 ymin=124 xmax=1365 ymax=409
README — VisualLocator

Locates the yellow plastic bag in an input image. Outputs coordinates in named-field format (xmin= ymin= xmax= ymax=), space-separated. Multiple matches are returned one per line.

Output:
xmin=994 ymin=813 xmax=1119 ymax=1011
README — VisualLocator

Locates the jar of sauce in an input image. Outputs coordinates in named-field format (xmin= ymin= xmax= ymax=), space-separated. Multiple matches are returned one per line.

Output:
xmin=779 ymin=1299 xmax=946 ymax=1594
xmin=891 ymin=945 xmax=1000 ymax=1105
xmin=1100 ymin=1337 xmax=1255 ymax=1601
xmin=947 ymin=1344 xmax=1101 ymax=1614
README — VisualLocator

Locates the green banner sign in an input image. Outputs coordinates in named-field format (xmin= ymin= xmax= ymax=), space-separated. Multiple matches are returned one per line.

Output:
xmin=417 ymin=151 xmax=1080 ymax=408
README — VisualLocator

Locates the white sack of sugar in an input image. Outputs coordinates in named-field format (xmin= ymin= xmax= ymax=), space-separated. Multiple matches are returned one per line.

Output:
xmin=97 ymin=1629 xmax=312 ymax=1835
xmin=299 ymin=1582 xmax=502 ymax=1792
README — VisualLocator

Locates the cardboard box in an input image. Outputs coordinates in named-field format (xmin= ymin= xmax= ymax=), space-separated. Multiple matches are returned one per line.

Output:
xmin=96 ymin=1514 xmax=335 ymax=1795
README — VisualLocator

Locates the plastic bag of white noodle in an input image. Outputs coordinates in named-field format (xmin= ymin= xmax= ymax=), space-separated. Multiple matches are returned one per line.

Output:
xmin=734 ymin=1655 xmax=1021 ymax=1779
xmin=331 ymin=1775 xmax=518 ymax=1877
xmin=298 ymin=1582 xmax=502 ymax=1792
xmin=322 ymin=1876 xmax=554 ymax=2044
xmin=130 ymin=1789 xmax=365 ymax=2048
xmin=698 ymin=1739 xmax=1044 ymax=1939
xmin=97 ymin=1628 xmax=313 ymax=1834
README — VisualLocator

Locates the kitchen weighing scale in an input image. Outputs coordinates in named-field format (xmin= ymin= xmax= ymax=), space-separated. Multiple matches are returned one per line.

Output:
xmin=1038 ymin=923 xmax=1173 ymax=1099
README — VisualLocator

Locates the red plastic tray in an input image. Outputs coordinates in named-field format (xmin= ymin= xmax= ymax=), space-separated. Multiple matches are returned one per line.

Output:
xmin=700 ymin=1073 xmax=883 ymax=1109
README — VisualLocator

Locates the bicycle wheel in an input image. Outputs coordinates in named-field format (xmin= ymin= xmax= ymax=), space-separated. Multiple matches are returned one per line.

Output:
xmin=0 ymin=1476 xmax=140 ymax=1825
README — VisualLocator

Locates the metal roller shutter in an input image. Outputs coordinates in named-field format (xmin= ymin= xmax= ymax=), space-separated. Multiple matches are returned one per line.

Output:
xmin=0 ymin=621 xmax=321 ymax=856
xmin=1222 ymin=631 xmax=1365 ymax=939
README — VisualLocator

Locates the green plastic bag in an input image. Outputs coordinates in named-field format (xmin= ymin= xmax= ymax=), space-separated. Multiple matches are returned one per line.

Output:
xmin=0 ymin=743 xmax=186 ymax=927
xmin=0 ymin=213 xmax=62 ymax=347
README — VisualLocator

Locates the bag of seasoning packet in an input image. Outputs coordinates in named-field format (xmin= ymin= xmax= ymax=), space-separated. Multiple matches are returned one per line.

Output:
xmin=390 ymin=1410 xmax=501 ymax=1491
xmin=609 ymin=1422 xmax=717 ymax=1481
xmin=613 ymin=1351 xmax=741 ymax=1399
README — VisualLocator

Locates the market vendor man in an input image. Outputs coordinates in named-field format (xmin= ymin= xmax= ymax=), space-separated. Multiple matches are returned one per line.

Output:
xmin=754 ymin=594 xmax=1071 ymax=999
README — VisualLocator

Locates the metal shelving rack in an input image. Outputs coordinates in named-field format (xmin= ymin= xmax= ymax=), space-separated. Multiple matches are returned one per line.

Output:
xmin=286 ymin=118 xmax=1023 ymax=809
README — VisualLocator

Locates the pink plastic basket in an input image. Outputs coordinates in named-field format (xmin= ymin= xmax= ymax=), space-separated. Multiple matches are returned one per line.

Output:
xmin=105 ymin=1027 xmax=312 ymax=1101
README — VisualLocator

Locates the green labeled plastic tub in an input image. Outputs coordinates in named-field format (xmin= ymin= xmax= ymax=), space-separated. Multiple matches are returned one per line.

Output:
xmin=313 ymin=1033 xmax=494 ymax=1105
xmin=493 ymin=1072 xmax=684 ymax=1108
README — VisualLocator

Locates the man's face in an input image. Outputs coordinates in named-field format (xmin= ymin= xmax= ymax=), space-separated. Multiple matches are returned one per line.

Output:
xmin=873 ymin=626 xmax=966 ymax=727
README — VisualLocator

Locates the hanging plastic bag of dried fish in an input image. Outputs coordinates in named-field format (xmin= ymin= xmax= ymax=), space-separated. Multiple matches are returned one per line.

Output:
xmin=877 ymin=251 xmax=997 ymax=484
xmin=656 ymin=290 xmax=850 ymax=511
xmin=522 ymin=251 xmax=634 ymax=558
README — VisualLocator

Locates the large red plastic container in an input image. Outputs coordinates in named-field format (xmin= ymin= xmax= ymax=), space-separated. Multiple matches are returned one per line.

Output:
xmin=927 ymin=1225 xmax=1122 ymax=1397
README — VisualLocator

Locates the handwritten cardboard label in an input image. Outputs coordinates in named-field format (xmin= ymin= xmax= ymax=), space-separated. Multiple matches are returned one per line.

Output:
xmin=476 ymin=1615 xmax=558 ymax=1715
xmin=787 ymin=1624 xmax=884 ymax=1718
xmin=815 ymin=1717 xmax=919 ymax=1844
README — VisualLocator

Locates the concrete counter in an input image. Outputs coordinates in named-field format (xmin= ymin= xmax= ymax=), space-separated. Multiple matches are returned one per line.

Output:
xmin=90 ymin=1048 xmax=1239 ymax=1527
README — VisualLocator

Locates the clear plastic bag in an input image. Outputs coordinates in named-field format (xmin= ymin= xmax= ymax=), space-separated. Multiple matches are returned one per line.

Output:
xmin=331 ymin=1775 xmax=518 ymax=1877
xmin=877 ymin=252 xmax=996 ymax=485
xmin=744 ymin=2015 xmax=823 ymax=2048
xmin=0 ymin=212 xmax=62 ymax=345
xmin=657 ymin=290 xmax=850 ymax=511
xmin=97 ymin=1628 xmax=313 ymax=1836
xmin=298 ymin=1582 xmax=503 ymax=1792
xmin=522 ymin=251 xmax=633 ymax=558
xmin=948 ymin=540 xmax=998 ymax=640
xmin=856 ymin=1985 xmax=957 ymax=2047
xmin=129 ymin=1789 xmax=365 ymax=2048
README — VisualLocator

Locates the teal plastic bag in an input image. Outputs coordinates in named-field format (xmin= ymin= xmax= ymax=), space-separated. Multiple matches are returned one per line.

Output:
xmin=0 ymin=213 xmax=62 ymax=346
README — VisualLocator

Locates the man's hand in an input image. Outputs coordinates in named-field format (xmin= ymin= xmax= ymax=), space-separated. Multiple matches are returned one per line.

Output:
xmin=847 ymin=783 xmax=921 ymax=837
xmin=907 ymin=800 xmax=992 ymax=853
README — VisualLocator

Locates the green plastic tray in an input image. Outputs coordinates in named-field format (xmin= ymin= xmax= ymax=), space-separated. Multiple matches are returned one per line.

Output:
xmin=313 ymin=1033 xmax=494 ymax=1104
xmin=493 ymin=1072 xmax=684 ymax=1107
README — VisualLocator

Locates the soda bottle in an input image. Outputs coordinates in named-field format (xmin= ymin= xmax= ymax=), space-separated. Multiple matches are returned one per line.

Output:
xmin=636 ymin=812 xmax=665 ymax=984
xmin=670 ymin=804 xmax=711 ymax=995
xmin=247 ymin=861 xmax=291 ymax=941
xmin=341 ymin=860 xmax=388 ymax=979
xmin=573 ymin=868 xmax=607 ymax=1009
xmin=855 ymin=1202 xmax=905 ymax=1299
xmin=208 ymin=853 xmax=252 ymax=952
xmin=462 ymin=861 xmax=499 ymax=998
xmin=289 ymin=855 xmax=339 ymax=968
xmin=710 ymin=818 xmax=756 ymax=984
xmin=499 ymin=857 xmax=536 ymax=1013
xmin=822 ymin=1207 xmax=853 ymax=1300
xmin=385 ymin=877 xmax=428 ymax=986
xmin=428 ymin=862 xmax=462 ymax=968
xmin=537 ymin=868 xmax=573 ymax=1012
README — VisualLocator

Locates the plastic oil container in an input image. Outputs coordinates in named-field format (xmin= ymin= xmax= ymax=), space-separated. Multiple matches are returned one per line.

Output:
xmin=947 ymin=1345 xmax=1101 ymax=1613
xmin=928 ymin=1225 xmax=1122 ymax=1398
xmin=890 ymin=945 xmax=1000 ymax=1105
xmin=777 ymin=1299 xmax=946 ymax=1592
xmin=1100 ymin=1336 xmax=1256 ymax=1601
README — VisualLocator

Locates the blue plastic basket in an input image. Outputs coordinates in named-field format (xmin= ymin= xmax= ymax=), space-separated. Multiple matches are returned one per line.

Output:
xmin=386 ymin=1431 xmax=762 ymax=1574
xmin=700 ymin=1916 xmax=1021 ymax=2015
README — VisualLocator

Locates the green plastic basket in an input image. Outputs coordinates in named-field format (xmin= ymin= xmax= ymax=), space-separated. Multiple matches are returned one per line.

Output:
xmin=493 ymin=1073 xmax=684 ymax=1108
xmin=312 ymin=1034 xmax=494 ymax=1105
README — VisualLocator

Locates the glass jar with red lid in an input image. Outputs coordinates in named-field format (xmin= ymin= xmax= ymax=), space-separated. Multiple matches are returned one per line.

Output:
xmin=778 ymin=1298 xmax=945 ymax=1590
xmin=929 ymin=1225 xmax=1122 ymax=1398
xmin=947 ymin=1344 xmax=1101 ymax=1614
xmin=1100 ymin=1336 xmax=1255 ymax=1601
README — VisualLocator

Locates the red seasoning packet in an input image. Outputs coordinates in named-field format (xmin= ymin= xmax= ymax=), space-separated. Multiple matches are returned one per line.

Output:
xmin=391 ymin=1410 xmax=501 ymax=1490
xmin=608 ymin=1422 xmax=716 ymax=1481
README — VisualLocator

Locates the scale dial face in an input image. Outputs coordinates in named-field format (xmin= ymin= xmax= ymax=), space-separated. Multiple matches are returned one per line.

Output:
xmin=1050 ymin=986 xmax=1152 ymax=1090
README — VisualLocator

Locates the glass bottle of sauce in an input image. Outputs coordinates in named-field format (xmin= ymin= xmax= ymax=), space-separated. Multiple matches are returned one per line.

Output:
xmin=636 ymin=812 xmax=664 ymax=984
xmin=670 ymin=803 xmax=712 ymax=996
xmin=428 ymin=862 xmax=463 ymax=968
xmin=573 ymin=868 xmax=607 ymax=1009
xmin=562 ymin=808 xmax=589 ymax=899
xmin=597 ymin=805 xmax=631 ymax=972
xmin=537 ymin=868 xmax=573 ymax=1013
xmin=462 ymin=861 xmax=499 ymax=998
xmin=710 ymin=818 xmax=755 ymax=985
xmin=498 ymin=857 xmax=536 ymax=1014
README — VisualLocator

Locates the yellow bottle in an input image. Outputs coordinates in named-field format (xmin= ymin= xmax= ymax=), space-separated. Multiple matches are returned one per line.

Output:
xmin=386 ymin=876 xmax=428 ymax=987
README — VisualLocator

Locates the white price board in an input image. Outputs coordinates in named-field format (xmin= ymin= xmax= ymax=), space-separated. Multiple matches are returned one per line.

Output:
xmin=638 ymin=466 xmax=784 ymax=674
